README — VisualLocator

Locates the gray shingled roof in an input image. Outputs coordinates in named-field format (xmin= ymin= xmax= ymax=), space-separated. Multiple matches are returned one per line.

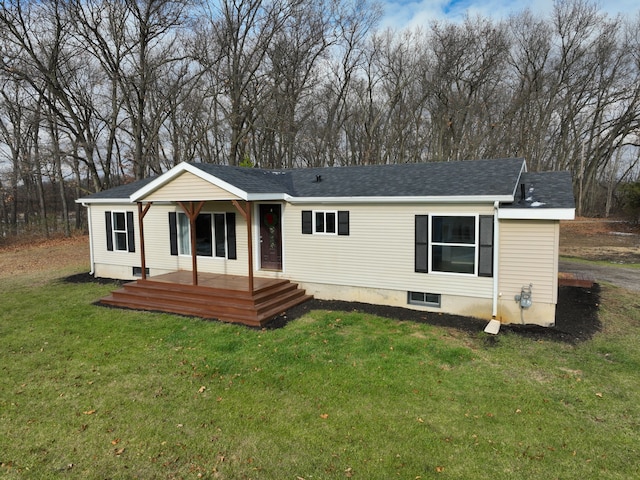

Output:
xmin=501 ymin=171 xmax=575 ymax=210
xmin=79 ymin=176 xmax=157 ymax=200
xmin=79 ymin=158 xmax=574 ymax=207
xmin=195 ymin=157 xmax=526 ymax=198
xmin=81 ymin=158 xmax=528 ymax=201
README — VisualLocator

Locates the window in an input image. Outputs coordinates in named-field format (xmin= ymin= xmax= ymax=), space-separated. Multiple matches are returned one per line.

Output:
xmin=408 ymin=291 xmax=441 ymax=307
xmin=415 ymin=214 xmax=493 ymax=276
xmin=302 ymin=210 xmax=349 ymax=235
xmin=105 ymin=211 xmax=135 ymax=253
xmin=315 ymin=211 xmax=336 ymax=234
xmin=132 ymin=266 xmax=149 ymax=277
xmin=113 ymin=212 xmax=128 ymax=251
xmin=432 ymin=216 xmax=475 ymax=274
xmin=169 ymin=211 xmax=237 ymax=259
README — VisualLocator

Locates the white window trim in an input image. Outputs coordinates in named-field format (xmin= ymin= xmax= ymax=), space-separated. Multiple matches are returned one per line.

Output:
xmin=313 ymin=210 xmax=338 ymax=235
xmin=429 ymin=214 xmax=479 ymax=277
xmin=111 ymin=211 xmax=129 ymax=252
xmin=176 ymin=211 xmax=229 ymax=259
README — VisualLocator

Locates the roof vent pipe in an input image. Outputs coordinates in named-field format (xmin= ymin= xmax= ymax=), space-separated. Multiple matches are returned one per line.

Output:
xmin=520 ymin=183 xmax=525 ymax=201
xmin=316 ymin=175 xmax=322 ymax=183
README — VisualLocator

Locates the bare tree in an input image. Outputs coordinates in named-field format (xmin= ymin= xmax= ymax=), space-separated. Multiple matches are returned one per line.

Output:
xmin=424 ymin=15 xmax=510 ymax=162
xmin=0 ymin=0 xmax=106 ymax=191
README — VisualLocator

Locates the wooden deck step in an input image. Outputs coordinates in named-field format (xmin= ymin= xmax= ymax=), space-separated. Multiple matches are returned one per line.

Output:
xmin=558 ymin=271 xmax=595 ymax=288
xmin=99 ymin=275 xmax=312 ymax=327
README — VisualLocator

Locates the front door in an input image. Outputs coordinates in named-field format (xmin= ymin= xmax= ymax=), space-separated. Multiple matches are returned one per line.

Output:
xmin=259 ymin=204 xmax=282 ymax=270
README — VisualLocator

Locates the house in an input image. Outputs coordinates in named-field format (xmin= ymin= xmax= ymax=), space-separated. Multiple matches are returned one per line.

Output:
xmin=76 ymin=158 xmax=575 ymax=328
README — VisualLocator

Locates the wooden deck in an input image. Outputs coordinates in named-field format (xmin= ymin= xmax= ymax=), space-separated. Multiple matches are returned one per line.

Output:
xmin=100 ymin=271 xmax=312 ymax=327
xmin=558 ymin=271 xmax=596 ymax=288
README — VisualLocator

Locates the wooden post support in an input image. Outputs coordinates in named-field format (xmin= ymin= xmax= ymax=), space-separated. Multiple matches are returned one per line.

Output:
xmin=178 ymin=201 xmax=205 ymax=286
xmin=232 ymin=200 xmax=254 ymax=293
xmin=137 ymin=202 xmax=152 ymax=280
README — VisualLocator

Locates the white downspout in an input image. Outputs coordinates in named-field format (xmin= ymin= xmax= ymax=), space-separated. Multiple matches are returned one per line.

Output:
xmin=492 ymin=200 xmax=499 ymax=318
xmin=484 ymin=201 xmax=501 ymax=334
xmin=82 ymin=203 xmax=95 ymax=275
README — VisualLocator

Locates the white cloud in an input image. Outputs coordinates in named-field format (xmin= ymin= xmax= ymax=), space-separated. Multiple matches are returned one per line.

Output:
xmin=379 ymin=0 xmax=640 ymax=30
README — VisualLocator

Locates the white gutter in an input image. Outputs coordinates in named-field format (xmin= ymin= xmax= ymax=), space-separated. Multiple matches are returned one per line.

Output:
xmin=498 ymin=207 xmax=575 ymax=220
xmin=285 ymin=195 xmax=514 ymax=205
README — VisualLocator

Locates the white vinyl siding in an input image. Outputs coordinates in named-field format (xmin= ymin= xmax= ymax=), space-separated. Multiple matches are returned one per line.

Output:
xmin=91 ymin=201 xmax=249 ymax=279
xmin=498 ymin=220 xmax=559 ymax=304
xmin=145 ymin=172 xmax=241 ymax=202
xmin=282 ymin=203 xmax=494 ymax=299
xmin=92 ymin=207 xmax=140 ymax=267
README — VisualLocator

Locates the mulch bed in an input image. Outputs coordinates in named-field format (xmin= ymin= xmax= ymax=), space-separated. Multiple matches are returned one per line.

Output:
xmin=65 ymin=272 xmax=601 ymax=344
xmin=268 ymin=284 xmax=601 ymax=344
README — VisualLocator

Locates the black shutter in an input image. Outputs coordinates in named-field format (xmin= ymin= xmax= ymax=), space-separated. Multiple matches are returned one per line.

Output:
xmin=169 ymin=212 xmax=178 ymax=256
xmin=302 ymin=210 xmax=312 ymax=234
xmin=478 ymin=215 xmax=494 ymax=277
xmin=126 ymin=211 xmax=135 ymax=252
xmin=214 ymin=213 xmax=226 ymax=257
xmin=226 ymin=212 xmax=237 ymax=260
xmin=338 ymin=211 xmax=350 ymax=236
xmin=415 ymin=215 xmax=429 ymax=273
xmin=105 ymin=211 xmax=113 ymax=251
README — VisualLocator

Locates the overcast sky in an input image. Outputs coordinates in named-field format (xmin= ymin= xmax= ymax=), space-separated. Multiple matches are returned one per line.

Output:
xmin=380 ymin=0 xmax=640 ymax=29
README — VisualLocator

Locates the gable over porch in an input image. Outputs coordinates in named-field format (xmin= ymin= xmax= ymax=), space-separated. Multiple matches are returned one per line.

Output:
xmin=98 ymin=164 xmax=310 ymax=327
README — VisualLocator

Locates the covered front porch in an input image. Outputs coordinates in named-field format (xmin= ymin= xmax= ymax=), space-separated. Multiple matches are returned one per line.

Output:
xmin=100 ymin=271 xmax=311 ymax=327
xmin=99 ymin=163 xmax=311 ymax=326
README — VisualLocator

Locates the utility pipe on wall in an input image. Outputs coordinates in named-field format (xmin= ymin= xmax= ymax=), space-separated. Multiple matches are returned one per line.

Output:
xmin=492 ymin=201 xmax=499 ymax=318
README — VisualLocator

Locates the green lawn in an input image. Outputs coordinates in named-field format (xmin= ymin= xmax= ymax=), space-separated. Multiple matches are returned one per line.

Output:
xmin=1 ymin=267 xmax=639 ymax=479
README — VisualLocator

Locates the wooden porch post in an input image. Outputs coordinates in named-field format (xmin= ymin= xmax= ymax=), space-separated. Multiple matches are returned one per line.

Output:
xmin=137 ymin=202 xmax=152 ymax=280
xmin=178 ymin=201 xmax=205 ymax=286
xmin=232 ymin=200 xmax=254 ymax=292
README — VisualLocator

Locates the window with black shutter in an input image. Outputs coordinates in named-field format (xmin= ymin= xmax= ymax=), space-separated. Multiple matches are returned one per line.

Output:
xmin=302 ymin=210 xmax=350 ymax=236
xmin=106 ymin=211 xmax=135 ymax=253
xmin=414 ymin=214 xmax=494 ymax=277
xmin=169 ymin=211 xmax=237 ymax=260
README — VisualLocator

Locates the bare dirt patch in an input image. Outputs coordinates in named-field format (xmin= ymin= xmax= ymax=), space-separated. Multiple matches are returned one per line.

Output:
xmin=0 ymin=234 xmax=89 ymax=280
xmin=560 ymin=217 xmax=640 ymax=263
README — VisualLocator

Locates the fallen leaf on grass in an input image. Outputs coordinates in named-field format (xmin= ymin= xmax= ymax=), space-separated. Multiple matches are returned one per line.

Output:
xmin=83 ymin=409 xmax=96 ymax=415
xmin=198 ymin=386 xmax=206 ymax=393
xmin=435 ymin=466 xmax=445 ymax=473
xmin=595 ymin=392 xmax=603 ymax=398
xmin=114 ymin=448 xmax=125 ymax=456
xmin=111 ymin=438 xmax=120 ymax=445
xmin=320 ymin=413 xmax=329 ymax=419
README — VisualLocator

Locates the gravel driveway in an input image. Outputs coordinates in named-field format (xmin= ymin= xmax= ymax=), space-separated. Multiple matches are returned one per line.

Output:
xmin=559 ymin=261 xmax=640 ymax=292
